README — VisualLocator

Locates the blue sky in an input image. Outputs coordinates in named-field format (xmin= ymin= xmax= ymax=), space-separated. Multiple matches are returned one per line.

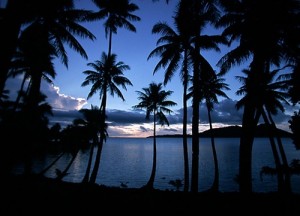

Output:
xmin=5 ymin=0 xmax=296 ymax=137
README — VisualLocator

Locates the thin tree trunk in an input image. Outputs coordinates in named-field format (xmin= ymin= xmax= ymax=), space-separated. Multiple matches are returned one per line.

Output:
xmin=108 ymin=29 xmax=113 ymax=57
xmin=182 ymin=52 xmax=189 ymax=192
xmin=39 ymin=152 xmax=65 ymax=176
xmin=267 ymin=110 xmax=291 ymax=193
xmin=89 ymin=93 xmax=107 ymax=184
xmin=145 ymin=113 xmax=157 ymax=189
xmin=261 ymin=109 xmax=285 ymax=192
xmin=24 ymin=71 xmax=42 ymax=176
xmin=191 ymin=44 xmax=200 ymax=193
xmin=239 ymin=103 xmax=256 ymax=193
xmin=89 ymin=138 xmax=103 ymax=183
xmin=13 ymin=74 xmax=27 ymax=112
xmin=56 ymin=150 xmax=79 ymax=181
xmin=82 ymin=143 xmax=95 ymax=183
xmin=207 ymin=108 xmax=219 ymax=192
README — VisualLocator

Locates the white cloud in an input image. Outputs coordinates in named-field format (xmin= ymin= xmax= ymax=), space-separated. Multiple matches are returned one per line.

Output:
xmin=43 ymin=84 xmax=87 ymax=110
xmin=5 ymin=76 xmax=87 ymax=111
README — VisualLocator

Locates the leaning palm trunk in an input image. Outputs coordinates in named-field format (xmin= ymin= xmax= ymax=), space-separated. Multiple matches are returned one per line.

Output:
xmin=39 ymin=152 xmax=65 ymax=176
xmin=56 ymin=149 xmax=79 ymax=181
xmin=207 ymin=108 xmax=219 ymax=192
xmin=89 ymin=96 xmax=107 ymax=184
xmin=89 ymin=137 xmax=104 ymax=183
xmin=13 ymin=74 xmax=27 ymax=112
xmin=82 ymin=143 xmax=95 ymax=183
xmin=267 ymin=110 xmax=291 ymax=193
xmin=261 ymin=109 xmax=285 ymax=192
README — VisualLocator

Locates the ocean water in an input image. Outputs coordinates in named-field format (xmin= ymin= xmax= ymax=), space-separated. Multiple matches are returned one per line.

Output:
xmin=14 ymin=137 xmax=300 ymax=193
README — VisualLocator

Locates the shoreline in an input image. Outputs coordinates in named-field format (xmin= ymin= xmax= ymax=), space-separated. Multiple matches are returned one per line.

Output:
xmin=1 ymin=175 xmax=299 ymax=215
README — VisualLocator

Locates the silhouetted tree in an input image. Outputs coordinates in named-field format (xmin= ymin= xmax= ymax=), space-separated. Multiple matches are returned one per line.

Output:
xmin=133 ymin=82 xmax=177 ymax=189
xmin=73 ymin=105 xmax=104 ymax=183
xmin=91 ymin=0 xmax=141 ymax=57
xmin=217 ymin=0 xmax=300 ymax=193
xmin=148 ymin=3 xmax=193 ymax=191
xmin=236 ymin=68 xmax=291 ymax=192
xmin=82 ymin=52 xmax=132 ymax=184
xmin=289 ymin=110 xmax=300 ymax=150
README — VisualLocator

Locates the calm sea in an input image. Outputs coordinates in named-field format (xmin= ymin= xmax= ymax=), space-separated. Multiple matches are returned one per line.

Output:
xmin=13 ymin=137 xmax=300 ymax=193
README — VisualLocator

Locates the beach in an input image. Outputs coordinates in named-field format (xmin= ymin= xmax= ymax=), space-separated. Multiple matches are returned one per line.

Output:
xmin=1 ymin=175 xmax=299 ymax=215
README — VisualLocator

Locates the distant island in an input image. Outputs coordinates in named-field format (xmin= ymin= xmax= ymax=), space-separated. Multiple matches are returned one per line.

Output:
xmin=148 ymin=124 xmax=292 ymax=138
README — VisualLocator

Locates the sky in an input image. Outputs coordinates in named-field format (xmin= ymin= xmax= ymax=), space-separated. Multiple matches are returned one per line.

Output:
xmin=5 ymin=0 xmax=297 ymax=137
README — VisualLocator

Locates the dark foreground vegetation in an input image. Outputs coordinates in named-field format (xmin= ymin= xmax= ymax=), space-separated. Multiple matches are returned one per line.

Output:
xmin=1 ymin=174 xmax=299 ymax=215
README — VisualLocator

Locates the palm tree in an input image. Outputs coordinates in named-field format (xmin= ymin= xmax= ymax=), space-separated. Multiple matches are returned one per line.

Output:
xmin=16 ymin=93 xmax=53 ymax=175
xmin=91 ymin=0 xmax=141 ymax=56
xmin=0 ymin=0 xmax=95 ymax=99
xmin=200 ymin=72 xmax=229 ymax=192
xmin=217 ymin=0 xmax=300 ymax=193
xmin=73 ymin=105 xmax=104 ymax=183
xmin=81 ymin=52 xmax=132 ymax=183
xmin=20 ymin=1 xmax=95 ymax=108
xmin=1 ymin=0 xmax=95 ymax=175
xmin=16 ymin=23 xmax=57 ymax=112
xmin=133 ymin=82 xmax=177 ymax=189
xmin=263 ymin=70 xmax=292 ymax=193
xmin=56 ymin=124 xmax=91 ymax=181
xmin=0 ymin=0 xmax=26 ymax=97
xmin=236 ymin=68 xmax=291 ymax=192
xmin=2 ymin=41 xmax=55 ymax=117
xmin=289 ymin=110 xmax=300 ymax=150
xmin=188 ymin=59 xmax=230 ymax=192
xmin=182 ymin=0 xmax=222 ymax=193
xmin=286 ymin=61 xmax=300 ymax=105
xmin=147 ymin=3 xmax=193 ymax=192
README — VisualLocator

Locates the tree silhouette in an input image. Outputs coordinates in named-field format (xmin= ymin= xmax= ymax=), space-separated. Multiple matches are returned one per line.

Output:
xmin=91 ymin=0 xmax=141 ymax=57
xmin=148 ymin=4 xmax=194 ymax=191
xmin=133 ymin=82 xmax=176 ymax=189
xmin=217 ymin=0 xmax=300 ymax=193
xmin=82 ymin=52 xmax=132 ymax=183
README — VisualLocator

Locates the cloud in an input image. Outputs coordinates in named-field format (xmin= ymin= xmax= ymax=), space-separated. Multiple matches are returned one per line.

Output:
xmin=5 ymin=77 xmax=295 ymax=136
xmin=43 ymin=85 xmax=87 ymax=110
xmin=107 ymin=109 xmax=151 ymax=125
xmin=6 ymin=76 xmax=87 ymax=111
xmin=48 ymin=109 xmax=83 ymax=128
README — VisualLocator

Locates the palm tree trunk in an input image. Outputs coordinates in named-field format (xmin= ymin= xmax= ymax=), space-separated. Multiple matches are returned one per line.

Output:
xmin=108 ymin=29 xmax=113 ymax=57
xmin=207 ymin=108 xmax=219 ymax=192
xmin=39 ymin=152 xmax=65 ymax=176
xmin=56 ymin=150 xmax=79 ymax=181
xmin=13 ymin=74 xmax=27 ymax=112
xmin=89 ymin=138 xmax=103 ymax=183
xmin=145 ymin=112 xmax=157 ymax=189
xmin=239 ymin=103 xmax=256 ymax=193
xmin=267 ymin=110 xmax=291 ymax=193
xmin=261 ymin=109 xmax=285 ymax=192
xmin=82 ymin=142 xmax=95 ymax=183
xmin=182 ymin=53 xmax=189 ymax=192
xmin=89 ymin=93 xmax=107 ymax=184
xmin=23 ymin=71 xmax=42 ymax=176
xmin=191 ymin=44 xmax=201 ymax=193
